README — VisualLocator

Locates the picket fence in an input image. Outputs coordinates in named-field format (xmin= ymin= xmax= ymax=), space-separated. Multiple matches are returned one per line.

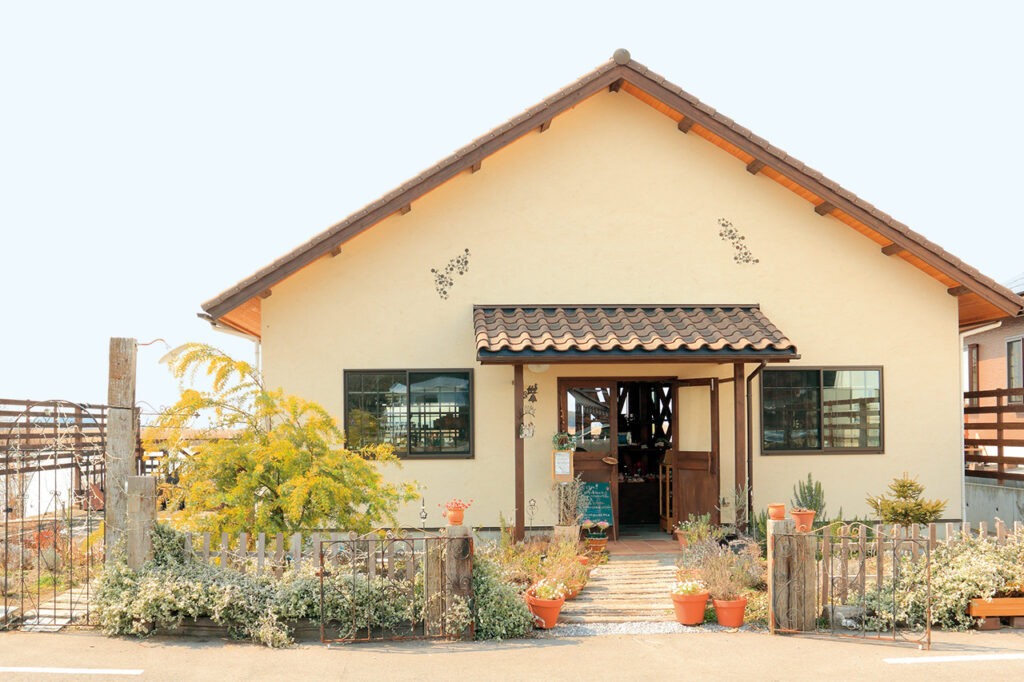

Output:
xmin=182 ymin=530 xmax=354 ymax=575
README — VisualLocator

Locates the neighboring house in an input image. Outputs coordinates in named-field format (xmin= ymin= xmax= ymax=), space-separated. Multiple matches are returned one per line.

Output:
xmin=199 ymin=51 xmax=1024 ymax=536
xmin=963 ymin=272 xmax=1024 ymax=491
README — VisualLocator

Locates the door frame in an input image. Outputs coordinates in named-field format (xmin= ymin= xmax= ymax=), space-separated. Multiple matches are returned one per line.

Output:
xmin=668 ymin=377 xmax=721 ymax=525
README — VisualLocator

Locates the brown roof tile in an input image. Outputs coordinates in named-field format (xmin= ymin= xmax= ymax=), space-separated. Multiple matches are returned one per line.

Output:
xmin=473 ymin=305 xmax=797 ymax=357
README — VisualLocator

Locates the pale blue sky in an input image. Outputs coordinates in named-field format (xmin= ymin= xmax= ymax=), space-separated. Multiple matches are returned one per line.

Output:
xmin=2 ymin=1 xmax=1022 ymax=416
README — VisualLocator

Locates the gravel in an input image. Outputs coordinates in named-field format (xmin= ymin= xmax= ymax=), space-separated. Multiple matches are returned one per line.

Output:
xmin=533 ymin=622 xmax=763 ymax=638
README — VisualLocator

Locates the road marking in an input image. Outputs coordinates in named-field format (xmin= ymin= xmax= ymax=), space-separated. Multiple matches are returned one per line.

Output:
xmin=885 ymin=653 xmax=1024 ymax=664
xmin=0 ymin=667 xmax=144 ymax=676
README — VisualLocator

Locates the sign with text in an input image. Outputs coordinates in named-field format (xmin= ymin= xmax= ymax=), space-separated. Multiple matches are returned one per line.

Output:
xmin=579 ymin=481 xmax=614 ymax=527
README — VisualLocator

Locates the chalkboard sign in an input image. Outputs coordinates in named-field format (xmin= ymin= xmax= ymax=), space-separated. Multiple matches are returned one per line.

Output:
xmin=579 ymin=482 xmax=614 ymax=527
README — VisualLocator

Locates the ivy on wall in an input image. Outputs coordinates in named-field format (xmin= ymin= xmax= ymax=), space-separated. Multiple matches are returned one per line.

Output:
xmin=717 ymin=218 xmax=759 ymax=265
xmin=432 ymin=248 xmax=471 ymax=299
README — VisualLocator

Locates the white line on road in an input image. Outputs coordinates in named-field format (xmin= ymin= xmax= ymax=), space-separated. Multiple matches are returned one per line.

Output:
xmin=885 ymin=653 xmax=1024 ymax=664
xmin=0 ymin=667 xmax=144 ymax=676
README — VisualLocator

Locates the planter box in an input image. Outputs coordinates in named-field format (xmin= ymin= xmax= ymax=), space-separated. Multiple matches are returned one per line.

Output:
xmin=155 ymin=617 xmax=322 ymax=642
xmin=968 ymin=597 xmax=1024 ymax=618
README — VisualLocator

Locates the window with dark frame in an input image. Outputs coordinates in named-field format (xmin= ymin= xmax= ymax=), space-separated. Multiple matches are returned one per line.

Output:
xmin=1009 ymin=339 xmax=1023 ymax=404
xmin=967 ymin=344 xmax=979 ymax=407
xmin=344 ymin=370 xmax=473 ymax=457
xmin=762 ymin=368 xmax=883 ymax=453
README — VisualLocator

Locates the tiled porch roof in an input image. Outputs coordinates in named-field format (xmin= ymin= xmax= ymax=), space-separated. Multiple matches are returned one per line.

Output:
xmin=473 ymin=305 xmax=798 ymax=363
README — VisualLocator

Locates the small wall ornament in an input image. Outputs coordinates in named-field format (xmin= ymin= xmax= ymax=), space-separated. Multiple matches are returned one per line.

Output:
xmin=431 ymin=248 xmax=471 ymax=299
xmin=717 ymin=218 xmax=759 ymax=265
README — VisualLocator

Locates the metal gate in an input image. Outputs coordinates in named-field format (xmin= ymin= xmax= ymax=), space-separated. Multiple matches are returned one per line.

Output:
xmin=771 ymin=522 xmax=931 ymax=649
xmin=2 ymin=400 xmax=107 ymax=630
xmin=318 ymin=530 xmax=473 ymax=643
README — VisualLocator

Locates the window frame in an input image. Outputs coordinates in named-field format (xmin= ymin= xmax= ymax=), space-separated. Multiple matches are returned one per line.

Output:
xmin=760 ymin=365 xmax=885 ymax=456
xmin=343 ymin=368 xmax=475 ymax=459
xmin=1007 ymin=337 xmax=1024 ymax=405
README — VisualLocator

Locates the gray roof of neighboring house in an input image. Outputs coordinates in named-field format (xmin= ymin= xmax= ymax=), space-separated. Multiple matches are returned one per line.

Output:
xmin=1008 ymin=272 xmax=1024 ymax=295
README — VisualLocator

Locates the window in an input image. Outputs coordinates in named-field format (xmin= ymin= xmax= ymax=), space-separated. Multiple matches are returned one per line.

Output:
xmin=967 ymin=344 xmax=979 ymax=407
xmin=762 ymin=368 xmax=883 ymax=453
xmin=344 ymin=370 xmax=473 ymax=457
xmin=1009 ymin=339 xmax=1023 ymax=404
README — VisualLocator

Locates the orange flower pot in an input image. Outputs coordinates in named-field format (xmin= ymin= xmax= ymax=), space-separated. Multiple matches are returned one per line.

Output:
xmin=674 ymin=531 xmax=688 ymax=550
xmin=713 ymin=596 xmax=747 ymax=628
xmin=671 ymin=591 xmax=709 ymax=626
xmin=767 ymin=504 xmax=786 ymax=521
xmin=790 ymin=509 xmax=815 ymax=532
xmin=446 ymin=508 xmax=464 ymax=525
xmin=586 ymin=537 xmax=608 ymax=552
xmin=577 ymin=555 xmax=589 ymax=566
xmin=525 ymin=592 xmax=565 ymax=629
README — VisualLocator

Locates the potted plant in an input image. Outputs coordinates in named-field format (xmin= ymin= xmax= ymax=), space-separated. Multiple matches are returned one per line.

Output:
xmin=671 ymin=578 xmax=709 ymax=625
xmin=440 ymin=498 xmax=473 ymax=525
xmin=524 ymin=578 xmax=569 ymax=629
xmin=674 ymin=513 xmax=723 ymax=550
xmin=702 ymin=548 xmax=749 ymax=628
xmin=583 ymin=520 xmax=609 ymax=552
xmin=790 ymin=507 xmax=815 ymax=532
xmin=551 ymin=475 xmax=585 ymax=542
xmin=767 ymin=503 xmax=786 ymax=521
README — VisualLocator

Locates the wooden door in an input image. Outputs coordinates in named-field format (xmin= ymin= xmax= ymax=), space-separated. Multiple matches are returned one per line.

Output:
xmin=670 ymin=378 xmax=720 ymax=524
xmin=558 ymin=380 xmax=618 ymax=540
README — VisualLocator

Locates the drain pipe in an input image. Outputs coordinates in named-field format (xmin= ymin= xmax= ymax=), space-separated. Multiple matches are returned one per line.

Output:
xmin=746 ymin=362 xmax=767 ymax=519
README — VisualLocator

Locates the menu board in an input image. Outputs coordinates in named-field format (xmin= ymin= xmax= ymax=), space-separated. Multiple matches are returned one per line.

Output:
xmin=579 ymin=482 xmax=614 ymax=527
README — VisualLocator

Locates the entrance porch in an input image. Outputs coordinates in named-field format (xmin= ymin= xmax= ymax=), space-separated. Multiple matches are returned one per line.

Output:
xmin=473 ymin=304 xmax=800 ymax=541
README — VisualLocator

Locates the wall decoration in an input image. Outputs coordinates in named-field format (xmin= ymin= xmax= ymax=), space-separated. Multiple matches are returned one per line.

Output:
xmin=717 ymin=218 xmax=759 ymax=265
xmin=431 ymin=248 xmax=471 ymax=299
xmin=519 ymin=383 xmax=537 ymax=438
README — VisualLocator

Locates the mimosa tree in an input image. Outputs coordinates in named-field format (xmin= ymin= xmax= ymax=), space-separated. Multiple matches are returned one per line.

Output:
xmin=146 ymin=344 xmax=417 ymax=534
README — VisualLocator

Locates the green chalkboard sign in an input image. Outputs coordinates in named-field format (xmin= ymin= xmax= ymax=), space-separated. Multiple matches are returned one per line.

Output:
xmin=579 ymin=482 xmax=614 ymax=527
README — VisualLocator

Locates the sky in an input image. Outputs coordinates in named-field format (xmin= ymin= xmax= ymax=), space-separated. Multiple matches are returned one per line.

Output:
xmin=2 ymin=1 xmax=1022 ymax=419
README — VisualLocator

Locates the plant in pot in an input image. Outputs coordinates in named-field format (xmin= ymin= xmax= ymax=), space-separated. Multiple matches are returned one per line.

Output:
xmin=524 ymin=578 xmax=570 ymax=629
xmin=670 ymin=578 xmax=709 ymax=626
xmin=582 ymin=520 xmax=610 ymax=552
xmin=702 ymin=551 xmax=748 ymax=628
xmin=440 ymin=498 xmax=473 ymax=526
xmin=789 ymin=507 xmax=816 ymax=532
xmin=673 ymin=513 xmax=723 ymax=550
xmin=550 ymin=474 xmax=585 ymax=542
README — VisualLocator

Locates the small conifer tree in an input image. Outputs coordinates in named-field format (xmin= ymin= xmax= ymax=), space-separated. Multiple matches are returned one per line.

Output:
xmin=866 ymin=472 xmax=946 ymax=526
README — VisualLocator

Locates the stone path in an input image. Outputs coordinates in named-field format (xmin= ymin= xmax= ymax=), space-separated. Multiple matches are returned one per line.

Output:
xmin=559 ymin=555 xmax=678 ymax=625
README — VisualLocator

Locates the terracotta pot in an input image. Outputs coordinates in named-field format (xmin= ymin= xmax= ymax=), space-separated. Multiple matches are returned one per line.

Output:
xmin=674 ymin=530 xmax=688 ymax=550
xmin=671 ymin=591 xmax=709 ymax=626
xmin=446 ymin=508 xmax=464 ymax=525
xmin=767 ymin=504 xmax=786 ymax=521
xmin=790 ymin=509 xmax=816 ymax=532
xmin=525 ymin=592 xmax=565 ymax=629
xmin=577 ymin=555 xmax=589 ymax=566
xmin=565 ymin=585 xmax=581 ymax=600
xmin=713 ymin=596 xmax=747 ymax=628
xmin=586 ymin=537 xmax=608 ymax=552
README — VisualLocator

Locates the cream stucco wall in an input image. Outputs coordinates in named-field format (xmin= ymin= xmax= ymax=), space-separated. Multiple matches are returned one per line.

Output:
xmin=259 ymin=89 xmax=963 ymax=528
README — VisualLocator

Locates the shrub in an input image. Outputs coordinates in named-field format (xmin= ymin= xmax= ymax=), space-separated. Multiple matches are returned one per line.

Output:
xmin=674 ymin=513 xmax=724 ymax=546
xmin=866 ymin=473 xmax=946 ymax=525
xmin=690 ymin=538 xmax=765 ymax=601
xmin=472 ymin=556 xmax=534 ymax=640
xmin=791 ymin=473 xmax=826 ymax=517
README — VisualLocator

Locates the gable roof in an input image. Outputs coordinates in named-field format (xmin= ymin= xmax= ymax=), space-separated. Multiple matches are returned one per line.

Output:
xmin=201 ymin=50 xmax=1024 ymax=337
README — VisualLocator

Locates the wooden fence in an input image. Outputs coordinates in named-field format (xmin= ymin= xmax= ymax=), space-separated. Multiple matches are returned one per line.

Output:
xmin=965 ymin=387 xmax=1024 ymax=484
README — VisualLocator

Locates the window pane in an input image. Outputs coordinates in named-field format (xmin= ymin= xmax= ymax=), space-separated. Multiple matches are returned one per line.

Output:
xmin=408 ymin=371 xmax=471 ymax=454
xmin=1009 ymin=340 xmax=1023 ymax=404
xmin=566 ymin=386 xmax=613 ymax=452
xmin=345 ymin=372 xmax=408 ymax=451
xmin=762 ymin=370 xmax=821 ymax=451
xmin=822 ymin=370 xmax=882 ymax=448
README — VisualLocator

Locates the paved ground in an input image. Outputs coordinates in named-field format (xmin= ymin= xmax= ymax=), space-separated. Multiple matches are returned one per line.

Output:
xmin=559 ymin=555 xmax=677 ymax=625
xmin=2 ymin=628 xmax=1024 ymax=680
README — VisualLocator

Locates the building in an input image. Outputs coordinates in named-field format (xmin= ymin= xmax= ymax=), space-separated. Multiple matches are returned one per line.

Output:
xmin=199 ymin=51 xmax=1024 ymax=537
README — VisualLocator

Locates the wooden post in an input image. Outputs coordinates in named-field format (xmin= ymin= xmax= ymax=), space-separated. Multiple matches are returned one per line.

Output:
xmin=767 ymin=518 xmax=794 ymax=632
xmin=445 ymin=525 xmax=474 ymax=639
xmin=733 ymin=363 xmax=746 ymax=527
xmin=513 ymin=364 xmax=525 ymax=542
xmin=105 ymin=337 xmax=137 ymax=561
xmin=424 ymin=536 xmax=444 ymax=636
xmin=126 ymin=475 xmax=155 ymax=569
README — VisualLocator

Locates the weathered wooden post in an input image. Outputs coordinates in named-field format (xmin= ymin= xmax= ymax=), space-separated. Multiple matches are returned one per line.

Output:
xmin=105 ymin=337 xmax=137 ymax=561
xmin=767 ymin=518 xmax=793 ymax=633
xmin=444 ymin=525 xmax=474 ymax=640
xmin=126 ymin=475 xmax=156 ymax=569
xmin=768 ymin=517 xmax=816 ymax=632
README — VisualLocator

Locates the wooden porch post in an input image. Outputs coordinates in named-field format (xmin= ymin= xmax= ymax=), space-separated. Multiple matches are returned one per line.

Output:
xmin=513 ymin=363 xmax=525 ymax=541
xmin=733 ymin=362 xmax=747 ymax=528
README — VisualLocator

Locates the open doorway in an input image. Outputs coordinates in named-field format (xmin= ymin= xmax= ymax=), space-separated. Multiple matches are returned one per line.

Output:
xmin=615 ymin=381 xmax=673 ymax=530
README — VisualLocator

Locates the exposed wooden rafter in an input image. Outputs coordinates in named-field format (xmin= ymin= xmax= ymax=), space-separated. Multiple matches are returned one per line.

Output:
xmin=677 ymin=116 xmax=695 ymax=133
xmin=881 ymin=243 xmax=905 ymax=256
xmin=538 ymin=120 xmax=551 ymax=133
xmin=746 ymin=159 xmax=766 ymax=175
xmin=470 ymin=161 xmax=482 ymax=173
xmin=814 ymin=202 xmax=835 ymax=216
xmin=609 ymin=79 xmax=622 ymax=93
xmin=399 ymin=204 xmax=412 ymax=215
xmin=328 ymin=245 xmax=342 ymax=257
xmin=948 ymin=285 xmax=971 ymax=297
xmin=259 ymin=289 xmax=272 ymax=299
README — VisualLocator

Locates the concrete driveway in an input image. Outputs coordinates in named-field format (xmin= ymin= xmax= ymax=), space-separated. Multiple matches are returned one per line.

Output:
xmin=1 ymin=628 xmax=1023 ymax=680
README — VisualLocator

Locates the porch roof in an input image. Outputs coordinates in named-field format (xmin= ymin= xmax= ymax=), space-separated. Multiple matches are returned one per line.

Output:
xmin=473 ymin=305 xmax=799 ymax=364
